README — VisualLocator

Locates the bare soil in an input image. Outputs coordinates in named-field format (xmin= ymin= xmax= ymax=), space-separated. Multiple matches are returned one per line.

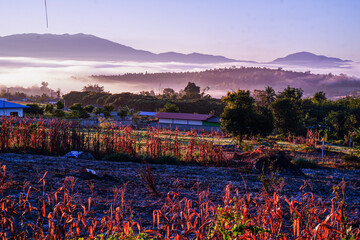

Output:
xmin=1 ymin=153 xmax=359 ymax=228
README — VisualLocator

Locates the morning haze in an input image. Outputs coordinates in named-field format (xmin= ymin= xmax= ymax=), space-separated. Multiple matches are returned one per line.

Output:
xmin=1 ymin=1 xmax=360 ymax=239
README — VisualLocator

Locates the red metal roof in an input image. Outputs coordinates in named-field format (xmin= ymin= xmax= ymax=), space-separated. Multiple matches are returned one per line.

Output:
xmin=155 ymin=112 xmax=215 ymax=121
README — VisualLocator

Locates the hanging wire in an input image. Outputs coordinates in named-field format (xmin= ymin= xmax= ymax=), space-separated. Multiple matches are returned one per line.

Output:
xmin=44 ymin=0 xmax=49 ymax=28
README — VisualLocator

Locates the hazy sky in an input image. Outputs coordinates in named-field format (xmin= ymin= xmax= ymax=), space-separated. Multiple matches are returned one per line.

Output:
xmin=1 ymin=0 xmax=359 ymax=62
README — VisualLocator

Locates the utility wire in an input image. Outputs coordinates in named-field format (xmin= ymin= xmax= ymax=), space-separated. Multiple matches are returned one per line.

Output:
xmin=44 ymin=0 xmax=49 ymax=28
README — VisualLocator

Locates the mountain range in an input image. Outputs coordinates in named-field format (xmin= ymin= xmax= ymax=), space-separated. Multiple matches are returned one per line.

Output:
xmin=0 ymin=33 xmax=352 ymax=66
xmin=0 ymin=33 xmax=239 ymax=63
xmin=271 ymin=51 xmax=351 ymax=67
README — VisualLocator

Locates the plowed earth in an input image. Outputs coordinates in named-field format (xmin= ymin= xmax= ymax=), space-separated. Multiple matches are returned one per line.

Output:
xmin=0 ymin=153 xmax=359 ymax=228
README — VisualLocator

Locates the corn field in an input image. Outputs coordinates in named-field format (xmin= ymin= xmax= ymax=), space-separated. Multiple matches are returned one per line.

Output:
xmin=0 ymin=163 xmax=359 ymax=239
xmin=0 ymin=117 xmax=226 ymax=164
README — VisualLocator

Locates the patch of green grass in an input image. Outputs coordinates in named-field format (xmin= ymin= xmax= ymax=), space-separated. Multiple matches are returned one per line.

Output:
xmin=292 ymin=158 xmax=319 ymax=169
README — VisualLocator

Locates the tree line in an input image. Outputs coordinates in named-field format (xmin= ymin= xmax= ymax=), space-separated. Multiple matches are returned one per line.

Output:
xmin=63 ymin=82 xmax=224 ymax=116
xmin=92 ymin=66 xmax=360 ymax=98
xmin=221 ymin=86 xmax=360 ymax=145
xmin=24 ymin=82 xmax=360 ymax=146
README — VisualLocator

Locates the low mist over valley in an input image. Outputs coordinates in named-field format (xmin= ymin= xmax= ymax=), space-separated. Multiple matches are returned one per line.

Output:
xmin=0 ymin=33 xmax=359 ymax=98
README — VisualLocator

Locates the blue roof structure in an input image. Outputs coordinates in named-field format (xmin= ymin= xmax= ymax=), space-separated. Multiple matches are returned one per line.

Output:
xmin=139 ymin=111 xmax=157 ymax=116
xmin=0 ymin=100 xmax=30 ymax=109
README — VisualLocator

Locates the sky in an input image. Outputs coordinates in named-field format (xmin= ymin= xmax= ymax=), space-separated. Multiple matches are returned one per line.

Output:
xmin=1 ymin=0 xmax=360 ymax=62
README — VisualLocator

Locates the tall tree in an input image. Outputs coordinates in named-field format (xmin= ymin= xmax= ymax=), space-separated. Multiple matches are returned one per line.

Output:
xmin=183 ymin=82 xmax=201 ymax=99
xmin=270 ymin=98 xmax=303 ymax=136
xmin=162 ymin=88 xmax=175 ymax=98
xmin=264 ymin=86 xmax=276 ymax=106
xmin=221 ymin=90 xmax=264 ymax=144
xmin=82 ymin=84 xmax=105 ymax=93
xmin=312 ymin=91 xmax=327 ymax=103
xmin=160 ymin=102 xmax=180 ymax=113
xmin=278 ymin=86 xmax=303 ymax=100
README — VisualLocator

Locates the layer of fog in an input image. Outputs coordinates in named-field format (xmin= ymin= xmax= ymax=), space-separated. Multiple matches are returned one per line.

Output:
xmin=0 ymin=56 xmax=359 ymax=98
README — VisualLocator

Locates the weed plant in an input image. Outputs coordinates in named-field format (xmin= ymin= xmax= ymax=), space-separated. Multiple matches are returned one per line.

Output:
xmin=0 ymin=164 xmax=359 ymax=239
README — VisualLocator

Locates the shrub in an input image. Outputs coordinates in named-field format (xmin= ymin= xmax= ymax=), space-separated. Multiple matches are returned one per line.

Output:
xmin=153 ymin=155 xmax=179 ymax=165
xmin=138 ymin=164 xmax=160 ymax=197
xmin=102 ymin=152 xmax=135 ymax=162
xmin=342 ymin=153 xmax=359 ymax=163
xmin=292 ymin=158 xmax=319 ymax=169
xmin=333 ymin=139 xmax=344 ymax=146
xmin=342 ymin=153 xmax=360 ymax=168
xmin=241 ymin=142 xmax=253 ymax=152
xmin=301 ymin=145 xmax=316 ymax=153
xmin=139 ymin=154 xmax=179 ymax=165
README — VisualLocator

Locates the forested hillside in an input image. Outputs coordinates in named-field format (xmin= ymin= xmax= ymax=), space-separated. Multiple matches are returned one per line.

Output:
xmin=63 ymin=91 xmax=225 ymax=115
xmin=92 ymin=66 xmax=360 ymax=98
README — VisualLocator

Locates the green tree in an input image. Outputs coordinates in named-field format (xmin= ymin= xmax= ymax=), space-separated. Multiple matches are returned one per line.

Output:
xmin=264 ymin=86 xmax=276 ymax=106
xmin=84 ymin=105 xmax=95 ymax=114
xmin=312 ymin=91 xmax=327 ymax=103
xmin=69 ymin=103 xmax=89 ymax=118
xmin=183 ymin=82 xmax=201 ymax=99
xmin=24 ymin=104 xmax=44 ymax=116
xmin=53 ymin=109 xmax=65 ymax=118
xmin=82 ymin=84 xmax=105 ymax=93
xmin=44 ymin=104 xmax=54 ymax=114
xmin=270 ymin=98 xmax=304 ymax=136
xmin=326 ymin=110 xmax=346 ymax=139
xmin=94 ymin=107 xmax=103 ymax=116
xmin=254 ymin=87 xmax=276 ymax=107
xmin=103 ymin=105 xmax=115 ymax=118
xmin=55 ymin=100 xmax=64 ymax=110
xmin=221 ymin=90 xmax=262 ymax=144
xmin=277 ymin=86 xmax=303 ymax=100
xmin=159 ymin=102 xmax=180 ymax=113
xmin=162 ymin=88 xmax=175 ymax=98
xmin=117 ymin=108 xmax=128 ymax=119
xmin=254 ymin=106 xmax=274 ymax=136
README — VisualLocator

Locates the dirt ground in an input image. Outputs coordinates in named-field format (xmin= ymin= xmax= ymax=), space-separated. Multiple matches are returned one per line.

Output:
xmin=0 ymin=153 xmax=359 ymax=228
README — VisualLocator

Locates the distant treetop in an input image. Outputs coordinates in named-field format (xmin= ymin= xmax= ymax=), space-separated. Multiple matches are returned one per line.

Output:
xmin=83 ymin=84 xmax=105 ymax=93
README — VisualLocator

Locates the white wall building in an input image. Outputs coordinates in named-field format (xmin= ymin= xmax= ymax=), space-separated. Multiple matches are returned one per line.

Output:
xmin=0 ymin=99 xmax=29 ymax=117
xmin=155 ymin=112 xmax=220 ymax=126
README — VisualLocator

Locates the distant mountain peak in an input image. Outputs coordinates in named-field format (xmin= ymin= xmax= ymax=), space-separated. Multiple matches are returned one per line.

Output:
xmin=0 ymin=33 xmax=240 ymax=63
xmin=272 ymin=51 xmax=351 ymax=67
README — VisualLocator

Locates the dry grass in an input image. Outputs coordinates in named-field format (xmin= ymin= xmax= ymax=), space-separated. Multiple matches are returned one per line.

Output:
xmin=0 ymin=116 xmax=228 ymax=165
xmin=0 ymin=163 xmax=359 ymax=239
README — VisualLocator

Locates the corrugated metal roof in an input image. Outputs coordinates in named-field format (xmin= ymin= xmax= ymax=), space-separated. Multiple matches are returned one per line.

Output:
xmin=155 ymin=112 xmax=214 ymax=121
xmin=206 ymin=116 xmax=220 ymax=123
xmin=0 ymin=100 xmax=30 ymax=109
xmin=139 ymin=111 xmax=157 ymax=116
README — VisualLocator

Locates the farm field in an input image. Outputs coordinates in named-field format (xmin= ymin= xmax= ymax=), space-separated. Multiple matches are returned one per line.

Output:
xmin=1 ymin=117 xmax=360 ymax=239
xmin=0 ymin=153 xmax=359 ymax=239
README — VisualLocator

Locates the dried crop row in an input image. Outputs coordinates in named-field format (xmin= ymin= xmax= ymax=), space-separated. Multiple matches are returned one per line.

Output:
xmin=0 ymin=117 xmax=226 ymax=164
xmin=0 ymin=164 xmax=359 ymax=239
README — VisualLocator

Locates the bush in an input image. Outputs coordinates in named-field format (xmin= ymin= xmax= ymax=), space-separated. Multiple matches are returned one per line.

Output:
xmin=342 ymin=153 xmax=360 ymax=164
xmin=102 ymin=152 xmax=135 ymax=162
xmin=333 ymin=140 xmax=344 ymax=146
xmin=341 ymin=153 xmax=360 ymax=169
xmin=53 ymin=109 xmax=65 ymax=118
xmin=140 ymin=154 xmax=179 ymax=165
xmin=292 ymin=158 xmax=319 ymax=169
xmin=301 ymin=145 xmax=316 ymax=153
xmin=241 ymin=142 xmax=253 ymax=152
xmin=153 ymin=155 xmax=179 ymax=165
xmin=24 ymin=104 xmax=44 ymax=116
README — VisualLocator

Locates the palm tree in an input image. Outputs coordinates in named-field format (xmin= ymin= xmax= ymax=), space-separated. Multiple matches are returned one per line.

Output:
xmin=264 ymin=86 xmax=276 ymax=106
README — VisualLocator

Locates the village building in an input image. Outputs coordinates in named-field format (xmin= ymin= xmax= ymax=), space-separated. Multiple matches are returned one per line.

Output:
xmin=155 ymin=112 xmax=220 ymax=127
xmin=0 ymin=99 xmax=29 ymax=117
